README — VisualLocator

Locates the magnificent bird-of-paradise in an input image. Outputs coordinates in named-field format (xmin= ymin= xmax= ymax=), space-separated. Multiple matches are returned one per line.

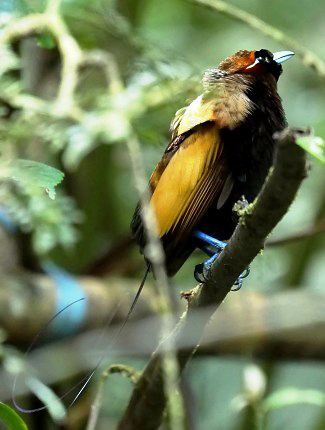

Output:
xmin=131 ymin=49 xmax=294 ymax=288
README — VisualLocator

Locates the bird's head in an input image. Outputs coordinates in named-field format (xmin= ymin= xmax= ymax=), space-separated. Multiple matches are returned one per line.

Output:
xmin=205 ymin=49 xmax=294 ymax=85
xmin=219 ymin=49 xmax=294 ymax=81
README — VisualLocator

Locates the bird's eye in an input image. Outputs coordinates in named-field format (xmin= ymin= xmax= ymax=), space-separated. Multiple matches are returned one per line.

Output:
xmin=255 ymin=49 xmax=273 ymax=64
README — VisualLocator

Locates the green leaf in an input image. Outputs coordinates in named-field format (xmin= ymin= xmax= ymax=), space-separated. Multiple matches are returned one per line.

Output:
xmin=0 ymin=159 xmax=64 ymax=199
xmin=263 ymin=387 xmax=325 ymax=413
xmin=296 ymin=135 xmax=325 ymax=163
xmin=0 ymin=402 xmax=28 ymax=430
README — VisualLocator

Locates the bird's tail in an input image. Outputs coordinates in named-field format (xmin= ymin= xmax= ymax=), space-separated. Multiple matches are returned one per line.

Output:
xmin=119 ymin=263 xmax=150 ymax=332
xmin=12 ymin=264 xmax=151 ymax=414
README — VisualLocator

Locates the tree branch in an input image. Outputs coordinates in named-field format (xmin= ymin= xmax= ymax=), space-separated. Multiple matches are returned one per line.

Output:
xmin=1 ymin=273 xmax=324 ymax=363
xmin=1 ymin=290 xmax=324 ymax=401
xmin=192 ymin=0 xmax=325 ymax=79
xmin=116 ymin=128 xmax=309 ymax=430
xmin=266 ymin=218 xmax=325 ymax=247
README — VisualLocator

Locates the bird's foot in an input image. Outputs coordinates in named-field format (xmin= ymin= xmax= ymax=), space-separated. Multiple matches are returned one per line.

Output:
xmin=195 ymin=257 xmax=250 ymax=291
xmin=193 ymin=230 xmax=225 ymax=283
xmin=193 ymin=230 xmax=250 ymax=290
xmin=194 ymin=252 xmax=218 ymax=283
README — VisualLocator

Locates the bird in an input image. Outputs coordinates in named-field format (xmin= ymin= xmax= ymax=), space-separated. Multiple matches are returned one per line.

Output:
xmin=131 ymin=49 xmax=294 ymax=287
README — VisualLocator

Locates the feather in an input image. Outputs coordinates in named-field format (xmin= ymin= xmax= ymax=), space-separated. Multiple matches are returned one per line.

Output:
xmin=217 ymin=173 xmax=234 ymax=209
xmin=177 ymin=94 xmax=217 ymax=135
xmin=150 ymin=123 xmax=225 ymax=239
xmin=170 ymin=107 xmax=187 ymax=139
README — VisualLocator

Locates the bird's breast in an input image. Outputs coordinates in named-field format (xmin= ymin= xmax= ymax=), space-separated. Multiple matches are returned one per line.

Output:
xmin=221 ymin=94 xmax=285 ymax=202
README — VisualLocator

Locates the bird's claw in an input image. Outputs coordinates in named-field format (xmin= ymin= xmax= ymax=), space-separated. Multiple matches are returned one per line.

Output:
xmin=194 ymin=263 xmax=206 ymax=283
xmin=231 ymin=266 xmax=250 ymax=291
xmin=194 ymin=259 xmax=250 ymax=292
xmin=194 ymin=251 xmax=219 ymax=283
xmin=241 ymin=266 xmax=251 ymax=279
xmin=231 ymin=278 xmax=243 ymax=291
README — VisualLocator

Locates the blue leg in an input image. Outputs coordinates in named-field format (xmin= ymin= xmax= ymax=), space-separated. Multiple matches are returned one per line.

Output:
xmin=194 ymin=230 xmax=226 ymax=283
xmin=193 ymin=230 xmax=226 ymax=251
xmin=193 ymin=230 xmax=250 ymax=290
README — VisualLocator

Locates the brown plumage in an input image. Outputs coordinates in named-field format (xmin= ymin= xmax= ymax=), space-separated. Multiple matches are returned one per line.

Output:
xmin=131 ymin=49 xmax=294 ymax=276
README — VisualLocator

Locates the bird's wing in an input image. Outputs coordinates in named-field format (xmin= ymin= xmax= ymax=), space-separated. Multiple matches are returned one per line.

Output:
xmin=170 ymin=107 xmax=187 ymax=139
xmin=150 ymin=121 xmax=232 ymax=241
xmin=150 ymin=91 xmax=221 ymax=192
xmin=169 ymin=92 xmax=218 ymax=139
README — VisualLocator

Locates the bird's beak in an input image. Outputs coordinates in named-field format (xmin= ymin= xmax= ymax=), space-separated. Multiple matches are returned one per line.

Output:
xmin=272 ymin=50 xmax=295 ymax=64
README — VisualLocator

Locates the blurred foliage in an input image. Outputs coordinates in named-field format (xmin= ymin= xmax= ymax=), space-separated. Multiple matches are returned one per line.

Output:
xmin=0 ymin=0 xmax=324 ymax=429
xmin=1 ymin=159 xmax=64 ymax=200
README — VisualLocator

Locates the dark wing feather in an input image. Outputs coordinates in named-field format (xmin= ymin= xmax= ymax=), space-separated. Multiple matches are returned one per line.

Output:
xmin=131 ymin=93 xmax=235 ymax=275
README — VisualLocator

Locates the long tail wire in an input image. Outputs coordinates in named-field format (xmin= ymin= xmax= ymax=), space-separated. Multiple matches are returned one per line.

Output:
xmin=12 ymin=265 xmax=150 ymax=413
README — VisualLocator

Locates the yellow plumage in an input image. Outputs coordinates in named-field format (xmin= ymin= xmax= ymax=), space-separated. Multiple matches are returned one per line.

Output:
xmin=150 ymin=126 xmax=222 ymax=237
xmin=177 ymin=94 xmax=217 ymax=135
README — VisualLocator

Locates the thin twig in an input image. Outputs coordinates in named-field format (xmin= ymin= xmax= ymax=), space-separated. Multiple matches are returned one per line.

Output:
xmin=266 ymin=219 xmax=325 ymax=247
xmin=82 ymin=55 xmax=185 ymax=429
xmin=0 ymin=9 xmax=83 ymax=117
xmin=86 ymin=365 xmax=140 ymax=430
xmin=116 ymin=128 xmax=308 ymax=430
xmin=193 ymin=0 xmax=325 ymax=79
xmin=0 ymin=7 xmax=124 ymax=119
xmin=124 ymin=130 xmax=185 ymax=430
